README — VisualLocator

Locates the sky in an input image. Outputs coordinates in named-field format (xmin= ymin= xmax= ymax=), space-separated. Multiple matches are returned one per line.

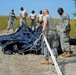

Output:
xmin=0 ymin=0 xmax=76 ymax=18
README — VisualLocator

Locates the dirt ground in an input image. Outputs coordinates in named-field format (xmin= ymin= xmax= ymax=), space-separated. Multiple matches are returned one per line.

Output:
xmin=0 ymin=27 xmax=76 ymax=75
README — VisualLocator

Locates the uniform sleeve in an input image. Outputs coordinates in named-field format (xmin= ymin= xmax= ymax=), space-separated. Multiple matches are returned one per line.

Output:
xmin=25 ymin=10 xmax=28 ymax=16
xmin=64 ymin=14 xmax=71 ymax=32
xmin=9 ymin=12 xmax=15 ymax=17
xmin=43 ymin=16 xmax=47 ymax=22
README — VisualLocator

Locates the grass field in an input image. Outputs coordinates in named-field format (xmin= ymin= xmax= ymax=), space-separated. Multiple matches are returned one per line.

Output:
xmin=0 ymin=16 xmax=76 ymax=37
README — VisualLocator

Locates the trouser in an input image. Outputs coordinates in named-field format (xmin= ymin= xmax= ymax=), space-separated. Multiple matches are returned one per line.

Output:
xmin=20 ymin=18 xmax=26 ymax=26
xmin=41 ymin=38 xmax=45 ymax=54
xmin=30 ymin=19 xmax=36 ymax=30
xmin=60 ymin=31 xmax=71 ymax=52
xmin=7 ymin=20 xmax=16 ymax=31
xmin=38 ymin=21 xmax=43 ymax=27
xmin=43 ymin=31 xmax=59 ymax=60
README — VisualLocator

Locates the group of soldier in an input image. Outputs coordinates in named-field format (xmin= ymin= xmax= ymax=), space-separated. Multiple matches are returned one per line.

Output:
xmin=7 ymin=7 xmax=72 ymax=65
xmin=7 ymin=7 xmax=43 ymax=32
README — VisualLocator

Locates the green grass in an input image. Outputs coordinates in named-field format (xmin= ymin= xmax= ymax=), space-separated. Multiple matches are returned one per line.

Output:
xmin=70 ymin=19 xmax=76 ymax=37
xmin=0 ymin=16 xmax=76 ymax=37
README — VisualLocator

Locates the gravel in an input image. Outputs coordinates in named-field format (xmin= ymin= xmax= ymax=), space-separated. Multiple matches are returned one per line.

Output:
xmin=0 ymin=28 xmax=76 ymax=75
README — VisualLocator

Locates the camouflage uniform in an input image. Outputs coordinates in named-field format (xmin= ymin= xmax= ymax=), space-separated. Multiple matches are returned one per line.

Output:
xmin=20 ymin=18 xmax=26 ymax=26
xmin=60 ymin=12 xmax=71 ymax=52
xmin=43 ymin=14 xmax=59 ymax=60
xmin=7 ymin=11 xmax=16 ymax=32
xmin=30 ymin=19 xmax=36 ymax=30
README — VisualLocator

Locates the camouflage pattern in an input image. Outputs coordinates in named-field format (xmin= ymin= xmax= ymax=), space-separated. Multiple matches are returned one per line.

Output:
xmin=60 ymin=12 xmax=71 ymax=52
xmin=20 ymin=18 xmax=26 ymax=26
xmin=30 ymin=19 xmax=36 ymax=30
xmin=7 ymin=12 xmax=16 ymax=31
xmin=43 ymin=14 xmax=58 ymax=60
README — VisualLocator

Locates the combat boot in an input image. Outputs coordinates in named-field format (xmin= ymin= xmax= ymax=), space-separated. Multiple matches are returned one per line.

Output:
xmin=60 ymin=51 xmax=67 ymax=56
xmin=51 ymin=56 xmax=57 ymax=65
xmin=40 ymin=59 xmax=49 ymax=65
xmin=64 ymin=51 xmax=71 ymax=58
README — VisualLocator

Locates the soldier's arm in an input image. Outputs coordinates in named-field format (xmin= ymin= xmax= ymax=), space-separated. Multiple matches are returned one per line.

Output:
xmin=14 ymin=14 xmax=17 ymax=20
xmin=38 ymin=17 xmax=39 ymax=23
xmin=25 ymin=11 xmax=28 ymax=17
xmin=9 ymin=13 xmax=15 ymax=17
xmin=64 ymin=14 xmax=70 ymax=26
xmin=26 ymin=12 xmax=28 ymax=17
xmin=14 ymin=15 xmax=17 ymax=20
xmin=20 ymin=13 xmax=22 ymax=18
xmin=42 ymin=18 xmax=47 ymax=36
xmin=42 ymin=20 xmax=47 ymax=31
xmin=64 ymin=14 xmax=70 ymax=32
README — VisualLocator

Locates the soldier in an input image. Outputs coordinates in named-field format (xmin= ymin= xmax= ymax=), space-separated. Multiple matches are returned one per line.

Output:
xmin=7 ymin=9 xmax=17 ymax=33
xmin=20 ymin=7 xmax=28 ymax=26
xmin=57 ymin=7 xmax=71 ymax=57
xmin=38 ymin=10 xmax=43 ymax=27
xmin=30 ymin=10 xmax=36 ymax=30
xmin=41 ymin=9 xmax=58 ymax=65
